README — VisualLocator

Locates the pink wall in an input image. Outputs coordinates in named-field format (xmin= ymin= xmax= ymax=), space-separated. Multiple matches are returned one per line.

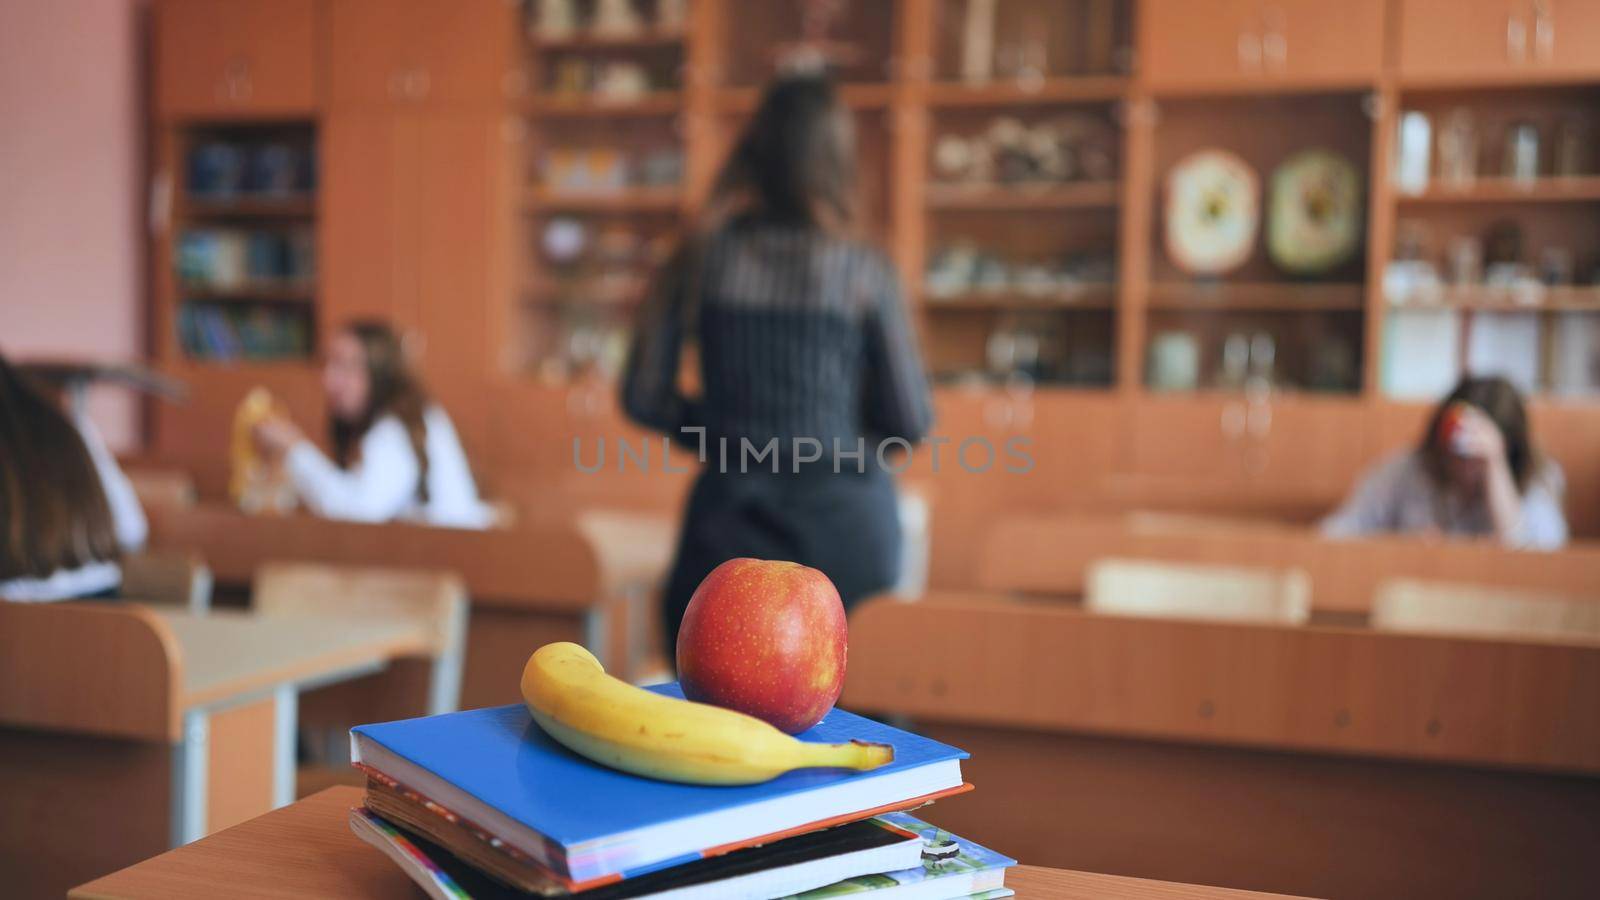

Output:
xmin=0 ymin=0 xmax=146 ymax=450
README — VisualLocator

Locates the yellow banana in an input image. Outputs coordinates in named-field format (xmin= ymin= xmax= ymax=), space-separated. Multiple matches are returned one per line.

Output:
xmin=520 ymin=642 xmax=893 ymax=785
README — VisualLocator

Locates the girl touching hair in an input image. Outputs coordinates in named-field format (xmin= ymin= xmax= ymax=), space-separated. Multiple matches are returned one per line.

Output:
xmin=253 ymin=321 xmax=491 ymax=529
xmin=1323 ymin=375 xmax=1567 ymax=549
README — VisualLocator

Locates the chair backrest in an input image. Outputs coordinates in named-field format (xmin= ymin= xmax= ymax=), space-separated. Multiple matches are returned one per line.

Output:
xmin=120 ymin=551 xmax=214 ymax=611
xmin=1372 ymin=578 xmax=1600 ymax=643
xmin=252 ymin=561 xmax=467 ymax=659
xmin=124 ymin=468 xmax=197 ymax=511
xmin=1086 ymin=557 xmax=1313 ymax=625
xmin=0 ymin=601 xmax=181 ymax=741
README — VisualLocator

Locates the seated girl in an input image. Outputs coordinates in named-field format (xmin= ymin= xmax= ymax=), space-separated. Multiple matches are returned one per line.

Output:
xmin=251 ymin=321 xmax=492 ymax=529
xmin=1323 ymin=375 xmax=1567 ymax=550
xmin=0 ymin=354 xmax=148 ymax=601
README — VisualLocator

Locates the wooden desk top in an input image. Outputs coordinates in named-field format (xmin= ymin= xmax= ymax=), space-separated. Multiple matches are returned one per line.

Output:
xmin=73 ymin=787 xmax=1301 ymax=899
xmin=145 ymin=504 xmax=614 ymax=610
xmin=158 ymin=610 xmax=431 ymax=709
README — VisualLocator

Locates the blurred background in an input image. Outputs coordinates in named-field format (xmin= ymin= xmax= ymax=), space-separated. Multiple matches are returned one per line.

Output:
xmin=2 ymin=2 xmax=1599 ymax=899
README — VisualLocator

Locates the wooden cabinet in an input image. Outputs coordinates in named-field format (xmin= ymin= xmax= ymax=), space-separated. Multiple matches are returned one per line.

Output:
xmin=1542 ymin=0 xmax=1600 ymax=79
xmin=155 ymin=0 xmax=317 ymax=119
xmin=325 ymin=0 xmax=513 ymax=109
xmin=1399 ymin=0 xmax=1600 ymax=83
xmin=321 ymin=114 xmax=421 ymax=335
xmin=1116 ymin=395 xmax=1370 ymax=516
xmin=321 ymin=111 xmax=503 ymax=454
xmin=1142 ymin=0 xmax=1385 ymax=90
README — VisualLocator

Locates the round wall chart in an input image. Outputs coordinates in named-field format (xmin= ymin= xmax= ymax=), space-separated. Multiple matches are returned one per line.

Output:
xmin=1164 ymin=149 xmax=1259 ymax=277
xmin=1267 ymin=149 xmax=1362 ymax=276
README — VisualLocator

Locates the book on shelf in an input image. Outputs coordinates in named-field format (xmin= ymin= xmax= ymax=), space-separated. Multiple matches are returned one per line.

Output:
xmin=349 ymin=684 xmax=970 ymax=886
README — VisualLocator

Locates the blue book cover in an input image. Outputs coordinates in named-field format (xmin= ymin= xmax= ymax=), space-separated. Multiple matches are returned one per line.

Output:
xmin=352 ymin=684 xmax=968 ymax=883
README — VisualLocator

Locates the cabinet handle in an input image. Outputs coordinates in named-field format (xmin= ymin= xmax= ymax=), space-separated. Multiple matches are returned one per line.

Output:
xmin=1261 ymin=7 xmax=1287 ymax=72
xmin=1506 ymin=12 xmax=1529 ymax=63
xmin=408 ymin=68 xmax=432 ymax=100
xmin=1221 ymin=401 xmax=1247 ymax=439
xmin=1533 ymin=0 xmax=1555 ymax=61
xmin=1237 ymin=30 xmax=1262 ymax=71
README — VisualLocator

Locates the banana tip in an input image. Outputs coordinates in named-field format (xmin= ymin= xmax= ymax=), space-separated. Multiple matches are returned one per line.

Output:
xmin=851 ymin=740 xmax=895 ymax=770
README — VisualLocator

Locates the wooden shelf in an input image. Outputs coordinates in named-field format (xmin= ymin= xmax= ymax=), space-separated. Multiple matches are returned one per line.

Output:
xmin=181 ymin=283 xmax=316 ymax=304
xmin=525 ymin=92 xmax=683 ymax=117
xmin=1397 ymin=177 xmax=1600 ymax=205
xmin=525 ymin=186 xmax=683 ymax=213
xmin=1389 ymin=285 xmax=1600 ymax=313
xmin=926 ymin=76 xmax=1129 ymax=108
xmin=1146 ymin=282 xmax=1366 ymax=312
xmin=714 ymin=82 xmax=895 ymax=113
xmin=527 ymin=29 xmax=685 ymax=51
xmin=181 ymin=195 xmax=315 ymax=219
xmin=925 ymin=182 xmax=1120 ymax=211
xmin=923 ymin=287 xmax=1117 ymax=311
xmin=523 ymin=277 xmax=647 ymax=307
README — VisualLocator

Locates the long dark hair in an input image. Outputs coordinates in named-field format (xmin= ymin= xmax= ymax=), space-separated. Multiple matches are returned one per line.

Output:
xmin=330 ymin=321 xmax=431 ymax=502
xmin=705 ymin=74 xmax=859 ymax=233
xmin=0 ymin=353 xmax=119 ymax=579
xmin=1420 ymin=375 xmax=1540 ymax=493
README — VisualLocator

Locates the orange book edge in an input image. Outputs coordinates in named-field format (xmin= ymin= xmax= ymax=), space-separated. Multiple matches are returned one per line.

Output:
xmin=356 ymin=762 xmax=973 ymax=894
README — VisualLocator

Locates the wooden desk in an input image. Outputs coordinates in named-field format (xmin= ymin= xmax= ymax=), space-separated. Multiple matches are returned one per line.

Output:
xmin=73 ymin=786 xmax=1299 ymax=899
xmin=843 ymin=594 xmax=1600 ymax=899
xmin=145 ymin=504 xmax=677 ymax=703
xmin=0 ymin=604 xmax=431 ymax=898
xmin=980 ymin=512 xmax=1600 ymax=613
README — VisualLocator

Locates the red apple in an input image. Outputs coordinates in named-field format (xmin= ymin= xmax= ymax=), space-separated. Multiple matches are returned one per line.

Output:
xmin=676 ymin=558 xmax=848 ymax=734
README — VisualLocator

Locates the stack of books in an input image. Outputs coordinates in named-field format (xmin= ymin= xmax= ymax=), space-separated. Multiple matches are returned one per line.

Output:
xmin=348 ymin=684 xmax=1015 ymax=899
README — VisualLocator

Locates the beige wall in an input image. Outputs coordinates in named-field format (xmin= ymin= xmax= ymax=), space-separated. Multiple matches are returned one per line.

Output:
xmin=0 ymin=0 xmax=146 ymax=450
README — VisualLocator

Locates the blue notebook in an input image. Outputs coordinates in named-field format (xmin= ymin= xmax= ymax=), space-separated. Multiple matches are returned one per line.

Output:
xmin=350 ymin=685 xmax=968 ymax=885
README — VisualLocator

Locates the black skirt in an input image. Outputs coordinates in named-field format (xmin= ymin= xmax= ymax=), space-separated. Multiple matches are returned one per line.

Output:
xmin=660 ymin=463 xmax=903 ymax=656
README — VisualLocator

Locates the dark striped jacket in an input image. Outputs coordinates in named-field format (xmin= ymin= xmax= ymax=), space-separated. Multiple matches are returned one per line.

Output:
xmin=621 ymin=221 xmax=933 ymax=462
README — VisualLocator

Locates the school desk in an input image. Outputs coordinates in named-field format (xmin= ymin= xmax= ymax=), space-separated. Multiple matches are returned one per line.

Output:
xmin=843 ymin=593 xmax=1600 ymax=899
xmin=70 ymin=786 xmax=1303 ymax=899
xmin=0 ymin=603 xmax=432 ymax=898
xmin=979 ymin=511 xmax=1600 ymax=614
xmin=144 ymin=503 xmax=675 ymax=702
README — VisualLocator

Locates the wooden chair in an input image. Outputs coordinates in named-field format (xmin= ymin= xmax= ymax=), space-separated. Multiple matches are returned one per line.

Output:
xmin=1372 ymin=578 xmax=1600 ymax=643
xmin=120 ymin=550 xmax=213 ymax=611
xmin=0 ymin=601 xmax=183 ymax=898
xmin=1085 ymin=557 xmax=1312 ymax=625
xmin=251 ymin=562 xmax=468 ymax=768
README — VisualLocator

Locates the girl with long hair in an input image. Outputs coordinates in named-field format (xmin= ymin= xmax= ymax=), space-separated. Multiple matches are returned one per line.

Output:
xmin=1323 ymin=375 xmax=1567 ymax=549
xmin=622 ymin=74 xmax=934 ymax=651
xmin=251 ymin=320 xmax=491 ymax=528
xmin=0 ymin=352 xmax=148 ymax=600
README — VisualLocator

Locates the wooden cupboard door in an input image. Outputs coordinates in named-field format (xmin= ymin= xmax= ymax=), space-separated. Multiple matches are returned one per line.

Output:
xmin=324 ymin=0 xmax=417 ymax=108
xmin=1141 ymin=0 xmax=1264 ymax=88
xmin=320 ymin=114 xmax=422 ymax=337
xmin=1397 ymin=0 xmax=1523 ymax=81
xmin=409 ymin=0 xmax=517 ymax=107
xmin=1542 ymin=0 xmax=1600 ymax=79
xmin=1269 ymin=0 xmax=1386 ymax=85
xmin=155 ymin=0 xmax=316 ymax=118
xmin=414 ymin=113 xmax=499 ymax=457
xmin=1117 ymin=396 xmax=1367 ymax=518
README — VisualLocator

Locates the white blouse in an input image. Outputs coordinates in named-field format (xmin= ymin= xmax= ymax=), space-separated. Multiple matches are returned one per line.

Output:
xmin=0 ymin=410 xmax=149 ymax=602
xmin=1322 ymin=450 xmax=1569 ymax=551
xmin=284 ymin=406 xmax=492 ymax=530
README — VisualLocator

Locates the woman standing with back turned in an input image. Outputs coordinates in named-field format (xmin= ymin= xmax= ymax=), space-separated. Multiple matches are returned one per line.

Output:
xmin=622 ymin=74 xmax=933 ymax=653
